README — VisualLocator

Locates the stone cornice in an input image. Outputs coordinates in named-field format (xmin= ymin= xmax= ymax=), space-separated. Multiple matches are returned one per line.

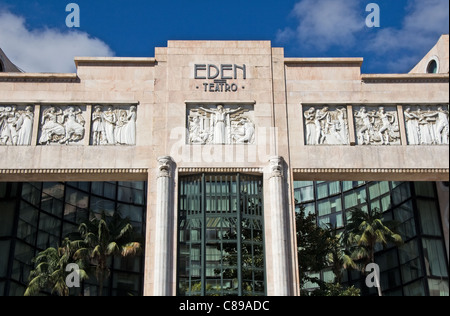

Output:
xmin=0 ymin=73 xmax=79 ymax=83
xmin=285 ymin=58 xmax=364 ymax=66
xmin=178 ymin=167 xmax=264 ymax=174
xmin=0 ymin=168 xmax=148 ymax=175
xmin=293 ymin=168 xmax=449 ymax=174
xmin=362 ymin=73 xmax=449 ymax=84
xmin=74 ymin=57 xmax=157 ymax=68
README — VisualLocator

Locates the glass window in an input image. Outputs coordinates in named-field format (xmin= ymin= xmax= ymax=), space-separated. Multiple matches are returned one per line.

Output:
xmin=414 ymin=182 xmax=435 ymax=198
xmin=342 ymin=181 xmax=366 ymax=192
xmin=0 ymin=201 xmax=15 ymax=237
xmin=417 ymin=200 xmax=441 ymax=236
xmin=0 ymin=182 xmax=6 ymax=198
xmin=21 ymin=183 xmax=41 ymax=207
xmin=317 ymin=181 xmax=340 ymax=199
xmin=392 ymin=182 xmax=411 ymax=206
xmin=399 ymin=239 xmax=420 ymax=264
xmin=344 ymin=187 xmax=367 ymax=208
xmin=394 ymin=201 xmax=416 ymax=240
xmin=90 ymin=196 xmax=115 ymax=217
xmin=403 ymin=279 xmax=426 ymax=296
xmin=369 ymin=182 xmax=390 ymax=200
xmin=294 ymin=185 xmax=314 ymax=203
xmin=318 ymin=196 xmax=342 ymax=216
xmin=65 ymin=187 xmax=89 ymax=209
xmin=0 ymin=241 xmax=11 ymax=278
xmin=428 ymin=279 xmax=449 ymax=296
xmin=401 ymin=258 xmax=423 ymax=284
xmin=422 ymin=239 xmax=448 ymax=278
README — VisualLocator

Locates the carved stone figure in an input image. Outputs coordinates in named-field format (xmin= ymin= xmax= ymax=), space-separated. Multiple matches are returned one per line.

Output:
xmin=354 ymin=106 xmax=400 ymax=145
xmin=39 ymin=106 xmax=85 ymax=145
xmin=234 ymin=118 xmax=255 ymax=144
xmin=404 ymin=108 xmax=420 ymax=145
xmin=187 ymin=104 xmax=254 ymax=145
xmin=404 ymin=105 xmax=449 ymax=145
xmin=304 ymin=106 xmax=349 ymax=145
xmin=199 ymin=105 xmax=242 ymax=144
xmin=91 ymin=105 xmax=137 ymax=146
xmin=0 ymin=106 xmax=34 ymax=146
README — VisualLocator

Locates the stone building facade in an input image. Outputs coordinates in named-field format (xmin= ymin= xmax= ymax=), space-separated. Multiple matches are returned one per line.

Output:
xmin=0 ymin=35 xmax=448 ymax=296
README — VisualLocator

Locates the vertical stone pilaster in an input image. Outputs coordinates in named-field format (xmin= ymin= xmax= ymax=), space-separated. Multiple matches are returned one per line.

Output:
xmin=31 ymin=104 xmax=41 ymax=146
xmin=153 ymin=156 xmax=175 ymax=296
xmin=347 ymin=105 xmax=356 ymax=146
xmin=267 ymin=156 xmax=290 ymax=296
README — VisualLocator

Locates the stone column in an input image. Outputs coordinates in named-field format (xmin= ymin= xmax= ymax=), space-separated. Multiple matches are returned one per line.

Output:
xmin=153 ymin=156 xmax=175 ymax=296
xmin=267 ymin=156 xmax=290 ymax=296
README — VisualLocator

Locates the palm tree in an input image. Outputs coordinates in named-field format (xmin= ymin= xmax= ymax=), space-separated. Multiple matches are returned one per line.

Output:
xmin=74 ymin=211 xmax=142 ymax=296
xmin=25 ymin=238 xmax=88 ymax=296
xmin=326 ymin=224 xmax=356 ymax=284
xmin=344 ymin=207 xmax=403 ymax=296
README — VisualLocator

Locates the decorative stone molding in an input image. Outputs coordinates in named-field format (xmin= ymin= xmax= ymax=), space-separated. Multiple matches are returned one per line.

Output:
xmin=292 ymin=168 xmax=449 ymax=174
xmin=187 ymin=104 xmax=255 ymax=145
xmin=0 ymin=105 xmax=34 ymax=146
xmin=354 ymin=106 xmax=401 ymax=145
xmin=38 ymin=105 xmax=87 ymax=145
xmin=178 ymin=167 xmax=263 ymax=174
xmin=91 ymin=105 xmax=137 ymax=146
xmin=157 ymin=156 xmax=174 ymax=178
xmin=361 ymin=74 xmax=449 ymax=84
xmin=268 ymin=156 xmax=284 ymax=178
xmin=0 ymin=73 xmax=79 ymax=83
xmin=0 ymin=168 xmax=148 ymax=175
xmin=403 ymin=105 xmax=449 ymax=145
xmin=303 ymin=105 xmax=349 ymax=145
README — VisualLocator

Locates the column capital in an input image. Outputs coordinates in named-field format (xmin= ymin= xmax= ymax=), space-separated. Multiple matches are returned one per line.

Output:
xmin=268 ymin=156 xmax=284 ymax=178
xmin=157 ymin=156 xmax=174 ymax=178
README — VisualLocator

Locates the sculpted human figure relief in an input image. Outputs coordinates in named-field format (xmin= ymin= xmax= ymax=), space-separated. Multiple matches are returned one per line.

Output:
xmin=304 ymin=106 xmax=349 ymax=145
xmin=91 ymin=105 xmax=137 ymax=146
xmin=354 ymin=106 xmax=400 ymax=145
xmin=404 ymin=105 xmax=449 ymax=145
xmin=0 ymin=106 xmax=34 ymax=146
xmin=187 ymin=104 xmax=254 ymax=145
xmin=39 ymin=106 xmax=85 ymax=145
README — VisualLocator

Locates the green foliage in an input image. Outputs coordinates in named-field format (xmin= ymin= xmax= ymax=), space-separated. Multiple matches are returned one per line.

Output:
xmin=310 ymin=283 xmax=361 ymax=297
xmin=344 ymin=207 xmax=403 ymax=270
xmin=25 ymin=211 xmax=142 ymax=296
xmin=296 ymin=207 xmax=333 ymax=287
xmin=24 ymin=238 xmax=88 ymax=296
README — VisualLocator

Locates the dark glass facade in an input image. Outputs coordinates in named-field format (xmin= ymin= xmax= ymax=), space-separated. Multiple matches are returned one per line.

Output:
xmin=177 ymin=174 xmax=265 ymax=296
xmin=294 ymin=181 xmax=449 ymax=296
xmin=0 ymin=181 xmax=146 ymax=296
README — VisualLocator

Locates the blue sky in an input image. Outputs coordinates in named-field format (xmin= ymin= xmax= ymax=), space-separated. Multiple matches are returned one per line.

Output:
xmin=0 ymin=0 xmax=448 ymax=73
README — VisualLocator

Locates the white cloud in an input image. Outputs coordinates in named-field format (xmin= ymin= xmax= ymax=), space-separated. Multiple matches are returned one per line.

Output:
xmin=0 ymin=10 xmax=114 ymax=73
xmin=276 ymin=0 xmax=365 ymax=51
xmin=367 ymin=0 xmax=449 ymax=55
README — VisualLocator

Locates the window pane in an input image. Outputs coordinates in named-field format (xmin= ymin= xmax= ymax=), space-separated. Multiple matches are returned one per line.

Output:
xmin=417 ymin=200 xmax=441 ymax=236
xmin=414 ymin=182 xmax=435 ymax=198
xmin=392 ymin=182 xmax=411 ymax=205
xmin=403 ymin=279 xmax=426 ymax=296
xmin=428 ymin=279 xmax=449 ymax=296
xmin=422 ymin=239 xmax=448 ymax=278
xmin=0 ymin=201 xmax=15 ymax=237
xmin=0 ymin=241 xmax=10 ymax=277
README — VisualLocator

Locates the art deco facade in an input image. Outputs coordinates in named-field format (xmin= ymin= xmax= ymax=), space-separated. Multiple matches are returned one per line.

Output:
xmin=0 ymin=35 xmax=449 ymax=296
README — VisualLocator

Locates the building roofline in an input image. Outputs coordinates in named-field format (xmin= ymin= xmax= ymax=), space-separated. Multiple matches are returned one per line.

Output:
xmin=74 ymin=57 xmax=157 ymax=68
xmin=284 ymin=57 xmax=364 ymax=66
